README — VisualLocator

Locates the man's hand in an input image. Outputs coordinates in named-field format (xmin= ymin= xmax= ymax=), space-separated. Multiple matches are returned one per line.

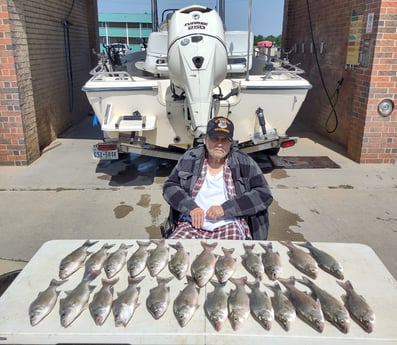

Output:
xmin=190 ymin=207 xmax=205 ymax=229
xmin=206 ymin=205 xmax=224 ymax=220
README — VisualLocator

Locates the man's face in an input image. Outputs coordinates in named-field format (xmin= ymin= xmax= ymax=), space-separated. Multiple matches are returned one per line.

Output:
xmin=205 ymin=135 xmax=232 ymax=160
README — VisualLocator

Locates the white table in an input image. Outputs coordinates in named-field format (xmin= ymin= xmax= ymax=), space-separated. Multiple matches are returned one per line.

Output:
xmin=0 ymin=240 xmax=396 ymax=344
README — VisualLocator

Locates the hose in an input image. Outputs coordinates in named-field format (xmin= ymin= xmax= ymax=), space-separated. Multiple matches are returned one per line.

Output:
xmin=305 ymin=0 xmax=340 ymax=133
xmin=62 ymin=0 xmax=76 ymax=112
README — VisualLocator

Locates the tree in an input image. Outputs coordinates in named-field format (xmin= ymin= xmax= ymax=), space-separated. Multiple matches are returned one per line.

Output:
xmin=254 ymin=34 xmax=282 ymax=47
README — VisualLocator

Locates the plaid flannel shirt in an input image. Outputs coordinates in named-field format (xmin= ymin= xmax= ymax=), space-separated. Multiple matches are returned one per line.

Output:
xmin=162 ymin=144 xmax=273 ymax=240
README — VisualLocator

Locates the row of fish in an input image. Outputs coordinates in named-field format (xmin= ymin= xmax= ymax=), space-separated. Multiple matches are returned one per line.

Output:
xmin=29 ymin=239 xmax=375 ymax=334
xmin=57 ymin=239 xmax=343 ymax=285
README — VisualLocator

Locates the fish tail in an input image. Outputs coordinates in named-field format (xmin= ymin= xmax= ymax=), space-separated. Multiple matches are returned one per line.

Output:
xmin=201 ymin=241 xmax=218 ymax=251
xmin=102 ymin=243 xmax=116 ymax=250
xmin=246 ymin=279 xmax=260 ymax=290
xmin=296 ymin=275 xmax=313 ymax=287
xmin=49 ymin=278 xmax=68 ymax=287
xmin=259 ymin=242 xmax=273 ymax=252
xmin=151 ymin=238 xmax=165 ymax=246
xmin=186 ymin=274 xmax=200 ymax=288
xmin=221 ymin=247 xmax=235 ymax=255
xmin=278 ymin=240 xmax=294 ymax=249
xmin=277 ymin=276 xmax=295 ymax=287
xmin=136 ymin=240 xmax=151 ymax=248
xmin=156 ymin=276 xmax=174 ymax=285
xmin=169 ymin=241 xmax=183 ymax=250
xmin=296 ymin=240 xmax=313 ymax=250
xmin=128 ymin=275 xmax=145 ymax=285
xmin=336 ymin=279 xmax=354 ymax=292
xmin=230 ymin=276 xmax=247 ymax=286
xmin=102 ymin=277 xmax=119 ymax=287
xmin=264 ymin=282 xmax=282 ymax=293
xmin=119 ymin=243 xmax=134 ymax=250
xmin=84 ymin=239 xmax=99 ymax=247
xmin=128 ymin=276 xmax=145 ymax=285
xmin=243 ymin=242 xmax=255 ymax=250
xmin=209 ymin=279 xmax=226 ymax=288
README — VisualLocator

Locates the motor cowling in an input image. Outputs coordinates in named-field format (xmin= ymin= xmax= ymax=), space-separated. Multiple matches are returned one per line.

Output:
xmin=167 ymin=5 xmax=227 ymax=137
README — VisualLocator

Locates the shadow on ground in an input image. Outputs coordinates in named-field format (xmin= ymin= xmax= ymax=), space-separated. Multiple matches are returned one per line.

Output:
xmin=95 ymin=153 xmax=177 ymax=186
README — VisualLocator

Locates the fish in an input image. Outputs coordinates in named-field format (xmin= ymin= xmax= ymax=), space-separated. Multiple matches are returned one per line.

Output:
xmin=89 ymin=277 xmax=119 ymax=326
xmin=29 ymin=279 xmax=67 ymax=326
xmin=215 ymin=247 xmax=237 ymax=283
xmin=168 ymin=241 xmax=190 ymax=280
xmin=259 ymin=242 xmax=282 ymax=281
xmin=297 ymin=241 xmax=344 ymax=279
xmin=146 ymin=276 xmax=173 ymax=320
xmin=173 ymin=275 xmax=200 ymax=327
xmin=104 ymin=243 xmax=133 ymax=279
xmin=204 ymin=280 xmax=229 ymax=331
xmin=278 ymin=276 xmax=325 ymax=333
xmin=59 ymin=240 xmax=98 ymax=279
xmin=127 ymin=240 xmax=151 ymax=278
xmin=228 ymin=276 xmax=250 ymax=331
xmin=83 ymin=243 xmax=115 ymax=280
xmin=279 ymin=241 xmax=319 ymax=279
xmin=147 ymin=239 xmax=169 ymax=277
xmin=191 ymin=241 xmax=217 ymax=288
xmin=241 ymin=243 xmax=264 ymax=280
xmin=297 ymin=276 xmax=350 ymax=333
xmin=337 ymin=280 xmax=375 ymax=333
xmin=59 ymin=280 xmax=96 ymax=327
xmin=247 ymin=279 xmax=274 ymax=330
xmin=265 ymin=282 xmax=296 ymax=331
xmin=112 ymin=276 xmax=145 ymax=327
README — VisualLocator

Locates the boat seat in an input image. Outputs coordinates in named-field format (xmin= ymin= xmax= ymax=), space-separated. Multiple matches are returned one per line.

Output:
xmin=225 ymin=31 xmax=254 ymax=73
xmin=135 ymin=31 xmax=169 ymax=75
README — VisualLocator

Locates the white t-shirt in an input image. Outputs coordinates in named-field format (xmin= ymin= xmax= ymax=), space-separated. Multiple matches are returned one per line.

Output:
xmin=194 ymin=171 xmax=235 ymax=231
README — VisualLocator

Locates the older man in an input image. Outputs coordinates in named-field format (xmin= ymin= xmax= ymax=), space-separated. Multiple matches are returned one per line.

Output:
xmin=162 ymin=116 xmax=273 ymax=240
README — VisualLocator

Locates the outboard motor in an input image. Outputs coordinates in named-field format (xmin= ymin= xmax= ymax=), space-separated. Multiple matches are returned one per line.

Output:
xmin=167 ymin=5 xmax=228 ymax=137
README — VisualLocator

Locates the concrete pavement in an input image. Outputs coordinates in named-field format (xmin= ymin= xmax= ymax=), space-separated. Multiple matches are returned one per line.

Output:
xmin=0 ymin=116 xmax=396 ymax=280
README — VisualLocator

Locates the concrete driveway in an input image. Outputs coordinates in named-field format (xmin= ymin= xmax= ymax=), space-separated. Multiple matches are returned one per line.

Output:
xmin=0 ymin=116 xmax=396 ymax=279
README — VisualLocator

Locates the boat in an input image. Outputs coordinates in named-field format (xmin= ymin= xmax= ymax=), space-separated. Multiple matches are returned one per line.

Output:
xmin=82 ymin=1 xmax=312 ymax=160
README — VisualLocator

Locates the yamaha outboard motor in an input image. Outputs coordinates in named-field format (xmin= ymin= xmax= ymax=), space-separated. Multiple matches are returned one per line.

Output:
xmin=167 ymin=5 xmax=227 ymax=137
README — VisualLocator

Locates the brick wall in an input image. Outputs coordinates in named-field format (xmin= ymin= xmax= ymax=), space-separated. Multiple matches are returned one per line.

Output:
xmin=0 ymin=0 xmax=98 ymax=165
xmin=0 ymin=0 xmax=29 ymax=165
xmin=283 ymin=0 xmax=396 ymax=163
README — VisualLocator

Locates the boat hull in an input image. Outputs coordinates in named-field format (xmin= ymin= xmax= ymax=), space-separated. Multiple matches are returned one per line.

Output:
xmin=82 ymin=72 xmax=311 ymax=152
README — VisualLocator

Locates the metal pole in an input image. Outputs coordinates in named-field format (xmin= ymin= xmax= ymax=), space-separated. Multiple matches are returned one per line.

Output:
xmin=246 ymin=0 xmax=252 ymax=81
xmin=218 ymin=0 xmax=225 ymax=25
xmin=151 ymin=0 xmax=158 ymax=31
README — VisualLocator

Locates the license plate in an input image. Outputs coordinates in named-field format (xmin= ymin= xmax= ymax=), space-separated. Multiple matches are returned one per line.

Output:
xmin=92 ymin=145 xmax=119 ymax=160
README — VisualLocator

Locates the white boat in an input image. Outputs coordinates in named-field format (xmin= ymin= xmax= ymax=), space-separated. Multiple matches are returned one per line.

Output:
xmin=82 ymin=1 xmax=312 ymax=160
